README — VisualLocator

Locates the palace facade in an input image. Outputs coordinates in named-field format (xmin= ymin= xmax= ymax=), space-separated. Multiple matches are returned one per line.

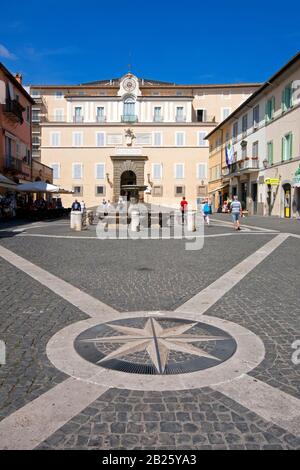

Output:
xmin=30 ymin=75 xmax=259 ymax=208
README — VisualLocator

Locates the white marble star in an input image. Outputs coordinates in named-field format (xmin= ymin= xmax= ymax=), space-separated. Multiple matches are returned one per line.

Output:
xmin=81 ymin=318 xmax=227 ymax=373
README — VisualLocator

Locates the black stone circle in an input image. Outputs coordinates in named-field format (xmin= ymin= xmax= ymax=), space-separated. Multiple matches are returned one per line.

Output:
xmin=74 ymin=317 xmax=237 ymax=375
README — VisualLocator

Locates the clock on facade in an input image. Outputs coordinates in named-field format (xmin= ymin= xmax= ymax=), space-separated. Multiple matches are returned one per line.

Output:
xmin=123 ymin=78 xmax=136 ymax=92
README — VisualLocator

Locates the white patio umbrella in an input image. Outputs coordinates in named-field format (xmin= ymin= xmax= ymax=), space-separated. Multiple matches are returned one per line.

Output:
xmin=0 ymin=174 xmax=17 ymax=190
xmin=16 ymin=182 xmax=63 ymax=193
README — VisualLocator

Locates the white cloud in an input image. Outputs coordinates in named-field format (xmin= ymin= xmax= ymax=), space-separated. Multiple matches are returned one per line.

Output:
xmin=0 ymin=44 xmax=16 ymax=60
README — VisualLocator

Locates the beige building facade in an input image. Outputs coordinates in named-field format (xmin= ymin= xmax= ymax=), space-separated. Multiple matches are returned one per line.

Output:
xmin=207 ymin=52 xmax=300 ymax=218
xmin=30 ymin=75 xmax=259 ymax=208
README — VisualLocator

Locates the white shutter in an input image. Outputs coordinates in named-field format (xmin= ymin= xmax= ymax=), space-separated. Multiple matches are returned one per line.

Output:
xmin=96 ymin=132 xmax=105 ymax=147
xmin=176 ymin=132 xmax=184 ymax=146
xmin=197 ymin=163 xmax=207 ymax=179
xmin=51 ymin=132 xmax=60 ymax=146
xmin=8 ymin=82 xmax=15 ymax=100
xmin=198 ymin=132 xmax=207 ymax=146
xmin=51 ymin=164 xmax=60 ymax=179
xmin=175 ymin=164 xmax=184 ymax=179
xmin=73 ymin=132 xmax=82 ymax=147
xmin=73 ymin=164 xmax=82 ymax=179
xmin=153 ymin=132 xmax=162 ymax=146
xmin=153 ymin=164 xmax=162 ymax=180
xmin=96 ymin=163 xmax=105 ymax=179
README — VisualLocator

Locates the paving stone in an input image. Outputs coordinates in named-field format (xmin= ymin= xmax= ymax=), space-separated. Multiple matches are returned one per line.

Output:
xmin=1 ymin=219 xmax=300 ymax=450
xmin=0 ymin=259 xmax=87 ymax=421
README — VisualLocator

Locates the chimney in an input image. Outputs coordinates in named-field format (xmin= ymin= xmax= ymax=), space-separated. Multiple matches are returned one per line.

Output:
xmin=15 ymin=73 xmax=22 ymax=84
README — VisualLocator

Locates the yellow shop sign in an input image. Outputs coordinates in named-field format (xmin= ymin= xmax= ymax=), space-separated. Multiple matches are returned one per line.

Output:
xmin=265 ymin=178 xmax=280 ymax=185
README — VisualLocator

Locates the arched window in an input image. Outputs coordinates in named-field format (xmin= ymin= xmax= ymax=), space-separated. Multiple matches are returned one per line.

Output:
xmin=123 ymin=96 xmax=135 ymax=119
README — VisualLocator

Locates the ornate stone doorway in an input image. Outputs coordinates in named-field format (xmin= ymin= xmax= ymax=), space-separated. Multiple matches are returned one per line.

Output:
xmin=111 ymin=156 xmax=148 ymax=202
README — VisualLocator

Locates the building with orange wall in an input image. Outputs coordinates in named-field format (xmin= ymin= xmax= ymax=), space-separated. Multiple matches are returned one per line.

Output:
xmin=0 ymin=63 xmax=52 ymax=196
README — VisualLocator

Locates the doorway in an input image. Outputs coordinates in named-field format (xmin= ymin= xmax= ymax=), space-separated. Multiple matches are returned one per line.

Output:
xmin=251 ymin=183 xmax=258 ymax=214
xmin=120 ymin=170 xmax=137 ymax=200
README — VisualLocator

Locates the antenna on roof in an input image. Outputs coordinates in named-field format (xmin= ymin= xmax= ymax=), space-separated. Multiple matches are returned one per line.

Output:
xmin=127 ymin=51 xmax=133 ymax=74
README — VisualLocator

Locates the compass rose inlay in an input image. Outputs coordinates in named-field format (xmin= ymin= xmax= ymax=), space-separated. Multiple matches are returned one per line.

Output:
xmin=74 ymin=317 xmax=237 ymax=375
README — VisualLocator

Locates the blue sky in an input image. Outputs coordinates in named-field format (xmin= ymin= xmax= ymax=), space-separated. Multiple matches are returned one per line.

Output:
xmin=1 ymin=0 xmax=300 ymax=86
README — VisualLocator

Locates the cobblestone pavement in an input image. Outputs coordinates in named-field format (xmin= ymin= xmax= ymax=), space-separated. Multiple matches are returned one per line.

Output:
xmin=206 ymin=237 xmax=300 ymax=399
xmin=0 ymin=259 xmax=87 ymax=421
xmin=0 ymin=216 xmax=299 ymax=450
xmin=212 ymin=213 xmax=300 ymax=235
xmin=0 ymin=233 xmax=274 ymax=312
xmin=37 ymin=388 xmax=300 ymax=450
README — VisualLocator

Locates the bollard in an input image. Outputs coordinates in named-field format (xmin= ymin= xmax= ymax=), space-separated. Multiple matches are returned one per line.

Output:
xmin=70 ymin=211 xmax=82 ymax=231
xmin=130 ymin=208 xmax=140 ymax=232
xmin=187 ymin=210 xmax=196 ymax=232
xmin=148 ymin=212 xmax=151 ymax=228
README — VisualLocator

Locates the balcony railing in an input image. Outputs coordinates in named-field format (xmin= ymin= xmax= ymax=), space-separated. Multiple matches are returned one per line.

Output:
xmin=73 ymin=116 xmax=84 ymax=123
xmin=176 ymin=115 xmax=186 ymax=122
xmin=240 ymin=158 xmax=259 ymax=171
xmin=3 ymin=99 xmax=25 ymax=124
xmin=153 ymin=116 xmax=164 ymax=122
xmin=228 ymin=158 xmax=259 ymax=175
xmin=121 ymin=115 xmax=138 ymax=123
xmin=96 ymin=115 xmax=106 ymax=122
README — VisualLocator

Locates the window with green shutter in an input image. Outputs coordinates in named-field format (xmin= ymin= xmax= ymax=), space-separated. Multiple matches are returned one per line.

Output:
xmin=282 ymin=133 xmax=293 ymax=161
xmin=282 ymin=84 xmax=293 ymax=112
xmin=267 ymin=141 xmax=273 ymax=165
xmin=265 ymin=97 xmax=275 ymax=122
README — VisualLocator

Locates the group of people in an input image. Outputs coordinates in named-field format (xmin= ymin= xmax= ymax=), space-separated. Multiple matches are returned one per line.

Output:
xmin=71 ymin=195 xmax=243 ymax=231
xmin=180 ymin=195 xmax=243 ymax=231
xmin=0 ymin=195 xmax=16 ymax=219
xmin=180 ymin=196 xmax=212 ymax=226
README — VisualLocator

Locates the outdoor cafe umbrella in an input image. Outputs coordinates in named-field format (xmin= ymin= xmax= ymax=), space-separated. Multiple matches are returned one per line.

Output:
xmin=0 ymin=174 xmax=17 ymax=190
xmin=16 ymin=182 xmax=74 ymax=193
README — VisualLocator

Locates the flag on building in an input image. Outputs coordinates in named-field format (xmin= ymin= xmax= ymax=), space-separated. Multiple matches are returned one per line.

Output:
xmin=226 ymin=143 xmax=234 ymax=166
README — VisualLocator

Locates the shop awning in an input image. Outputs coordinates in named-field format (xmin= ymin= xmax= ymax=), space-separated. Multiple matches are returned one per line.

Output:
xmin=208 ymin=184 xmax=229 ymax=194
xmin=0 ymin=174 xmax=17 ymax=189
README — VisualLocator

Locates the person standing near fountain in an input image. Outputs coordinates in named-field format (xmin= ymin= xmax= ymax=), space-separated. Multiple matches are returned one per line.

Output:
xmin=180 ymin=197 xmax=188 ymax=224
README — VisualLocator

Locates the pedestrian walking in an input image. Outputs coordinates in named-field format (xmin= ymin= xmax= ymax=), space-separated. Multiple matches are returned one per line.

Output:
xmin=71 ymin=199 xmax=81 ymax=211
xmin=230 ymin=195 xmax=242 ymax=231
xmin=201 ymin=198 xmax=211 ymax=225
xmin=180 ymin=197 xmax=188 ymax=224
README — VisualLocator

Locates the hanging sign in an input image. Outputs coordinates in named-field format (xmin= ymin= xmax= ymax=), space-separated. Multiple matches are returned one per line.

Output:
xmin=265 ymin=178 xmax=280 ymax=185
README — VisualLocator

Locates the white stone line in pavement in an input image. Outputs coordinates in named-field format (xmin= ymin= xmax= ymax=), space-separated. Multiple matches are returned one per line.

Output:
xmin=0 ymin=377 xmax=107 ymax=450
xmin=14 ymin=231 xmax=275 ymax=240
xmin=213 ymin=375 xmax=300 ymax=437
xmin=0 ymin=245 xmax=118 ymax=319
xmin=176 ymin=233 xmax=289 ymax=314
xmin=210 ymin=217 xmax=279 ymax=233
